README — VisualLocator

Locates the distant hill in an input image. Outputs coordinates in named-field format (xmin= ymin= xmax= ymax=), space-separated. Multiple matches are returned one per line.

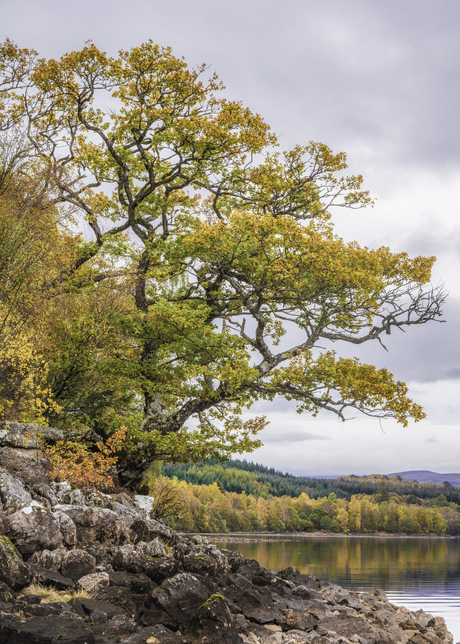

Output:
xmin=161 ymin=459 xmax=460 ymax=504
xmin=390 ymin=470 xmax=460 ymax=487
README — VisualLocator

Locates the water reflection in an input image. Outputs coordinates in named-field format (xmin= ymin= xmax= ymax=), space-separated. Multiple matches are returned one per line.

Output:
xmin=217 ymin=535 xmax=460 ymax=642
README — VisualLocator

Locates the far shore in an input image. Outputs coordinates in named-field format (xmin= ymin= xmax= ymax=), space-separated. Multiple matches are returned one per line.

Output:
xmin=182 ymin=531 xmax=459 ymax=540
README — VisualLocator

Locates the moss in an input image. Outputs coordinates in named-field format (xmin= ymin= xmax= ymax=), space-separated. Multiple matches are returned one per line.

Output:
xmin=199 ymin=593 xmax=226 ymax=610
xmin=0 ymin=535 xmax=15 ymax=556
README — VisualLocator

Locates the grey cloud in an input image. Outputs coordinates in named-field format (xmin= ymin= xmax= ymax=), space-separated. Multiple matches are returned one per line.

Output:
xmin=3 ymin=0 xmax=460 ymax=174
xmin=262 ymin=430 xmax=332 ymax=443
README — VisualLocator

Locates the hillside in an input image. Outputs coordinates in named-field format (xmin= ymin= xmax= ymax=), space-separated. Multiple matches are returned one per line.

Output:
xmin=161 ymin=460 xmax=460 ymax=504
xmin=159 ymin=460 xmax=460 ymax=535
xmin=391 ymin=470 xmax=460 ymax=487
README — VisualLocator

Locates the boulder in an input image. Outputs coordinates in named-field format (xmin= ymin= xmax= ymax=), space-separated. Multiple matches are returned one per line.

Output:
xmin=28 ymin=547 xmax=67 ymax=571
xmin=317 ymin=614 xmax=382 ymax=640
xmin=111 ymin=545 xmax=179 ymax=581
xmin=53 ymin=481 xmax=72 ymax=503
xmin=277 ymin=567 xmax=319 ymax=589
xmin=0 ymin=581 xmax=16 ymax=603
xmin=219 ymin=548 xmax=243 ymax=573
xmin=53 ymin=505 xmax=130 ymax=545
xmin=29 ymin=563 xmax=75 ymax=590
xmin=0 ymin=536 xmax=31 ymax=590
xmin=292 ymin=585 xmax=323 ymax=601
xmin=79 ymin=541 xmax=111 ymax=567
xmin=76 ymin=571 xmax=110 ymax=593
xmin=108 ymin=570 xmax=153 ymax=594
xmin=69 ymin=596 xmax=128 ymax=619
xmin=130 ymin=517 xmax=175 ymax=544
xmin=191 ymin=594 xmax=243 ymax=644
xmin=0 ymin=614 xmax=95 ymax=643
xmin=53 ymin=510 xmax=77 ymax=546
xmin=94 ymin=585 xmax=137 ymax=617
xmin=30 ymin=483 xmax=58 ymax=506
xmin=183 ymin=552 xmax=217 ymax=577
xmin=238 ymin=586 xmax=285 ymax=624
xmin=106 ymin=500 xmax=142 ymax=525
xmin=61 ymin=549 xmax=96 ymax=581
xmin=68 ymin=489 xmax=86 ymax=506
xmin=136 ymin=538 xmax=166 ymax=557
xmin=0 ymin=421 xmax=64 ymax=448
xmin=149 ymin=572 xmax=209 ymax=628
xmin=0 ymin=468 xmax=32 ymax=509
xmin=280 ymin=610 xmax=318 ymax=632
xmin=1 ymin=507 xmax=63 ymax=556
xmin=133 ymin=494 xmax=155 ymax=515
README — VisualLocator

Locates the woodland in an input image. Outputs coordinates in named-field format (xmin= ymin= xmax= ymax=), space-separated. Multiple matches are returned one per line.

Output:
xmin=157 ymin=461 xmax=460 ymax=535
xmin=0 ymin=40 xmax=446 ymax=491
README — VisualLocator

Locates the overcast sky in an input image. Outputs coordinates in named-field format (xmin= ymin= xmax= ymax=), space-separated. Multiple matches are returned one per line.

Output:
xmin=3 ymin=0 xmax=460 ymax=477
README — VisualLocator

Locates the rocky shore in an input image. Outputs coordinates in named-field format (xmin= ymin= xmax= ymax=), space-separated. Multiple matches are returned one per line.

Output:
xmin=0 ymin=422 xmax=455 ymax=644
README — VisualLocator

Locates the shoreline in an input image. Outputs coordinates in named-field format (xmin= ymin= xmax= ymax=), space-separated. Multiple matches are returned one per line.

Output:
xmin=183 ymin=530 xmax=459 ymax=541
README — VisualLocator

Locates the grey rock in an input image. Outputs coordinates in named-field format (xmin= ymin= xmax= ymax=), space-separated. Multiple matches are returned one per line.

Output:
xmin=0 ymin=535 xmax=31 ymax=590
xmin=136 ymin=538 xmax=165 ymax=557
xmin=0 ymin=421 xmax=64 ymax=448
xmin=305 ymin=599 xmax=334 ymax=620
xmin=239 ymin=587 xmax=286 ymax=624
xmin=84 ymin=488 xmax=113 ymax=507
xmin=130 ymin=517 xmax=175 ymax=544
xmin=220 ymin=547 xmax=244 ymax=573
xmin=54 ymin=505 xmax=130 ymax=545
xmin=278 ymin=567 xmax=319 ymax=590
xmin=111 ymin=543 xmax=179 ymax=581
xmin=108 ymin=570 xmax=153 ymax=594
xmin=76 ymin=571 xmax=110 ymax=593
xmin=61 ymin=549 xmax=96 ymax=581
xmin=1 ymin=506 xmax=63 ymax=555
xmin=28 ymin=547 xmax=67 ymax=571
xmin=183 ymin=552 xmax=217 ymax=577
xmin=105 ymin=501 xmax=143 ymax=531
xmin=30 ymin=483 xmax=58 ymax=506
xmin=69 ymin=596 xmax=127 ymax=619
xmin=280 ymin=610 xmax=319 ymax=632
xmin=53 ymin=510 xmax=77 ymax=546
xmin=0 ymin=468 xmax=32 ymax=509
xmin=0 ymin=615 xmax=95 ymax=643
xmin=191 ymin=594 xmax=243 ymax=644
xmin=317 ymin=614 xmax=381 ymax=640
xmin=91 ymin=608 xmax=109 ymax=623
xmin=292 ymin=585 xmax=323 ymax=601
xmin=150 ymin=572 xmax=209 ymax=628
xmin=28 ymin=563 xmax=75 ymax=590
xmin=0 ymin=581 xmax=16 ymax=604
xmin=133 ymin=494 xmax=154 ymax=515
xmin=69 ymin=489 xmax=86 ymax=506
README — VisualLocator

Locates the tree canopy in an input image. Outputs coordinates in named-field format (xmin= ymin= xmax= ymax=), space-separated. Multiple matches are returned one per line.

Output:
xmin=0 ymin=40 xmax=445 ymax=487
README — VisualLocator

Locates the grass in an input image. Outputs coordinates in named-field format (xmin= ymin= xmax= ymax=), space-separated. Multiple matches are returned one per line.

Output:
xmin=18 ymin=583 xmax=93 ymax=604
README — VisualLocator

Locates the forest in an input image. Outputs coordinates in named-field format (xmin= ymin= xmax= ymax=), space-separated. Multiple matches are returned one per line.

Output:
xmin=158 ymin=460 xmax=460 ymax=535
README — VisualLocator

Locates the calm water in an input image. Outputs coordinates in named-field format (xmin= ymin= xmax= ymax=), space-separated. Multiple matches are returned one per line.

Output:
xmin=217 ymin=535 xmax=460 ymax=642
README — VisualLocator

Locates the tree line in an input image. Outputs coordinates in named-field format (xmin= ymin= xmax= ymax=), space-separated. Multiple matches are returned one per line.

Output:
xmin=161 ymin=477 xmax=455 ymax=535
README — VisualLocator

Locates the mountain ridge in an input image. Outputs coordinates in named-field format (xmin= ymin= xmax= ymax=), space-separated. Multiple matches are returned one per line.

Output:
xmin=389 ymin=470 xmax=460 ymax=487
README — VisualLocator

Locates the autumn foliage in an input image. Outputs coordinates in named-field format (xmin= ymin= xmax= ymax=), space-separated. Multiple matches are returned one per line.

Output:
xmin=0 ymin=40 xmax=445 ymax=487
xmin=45 ymin=427 xmax=129 ymax=490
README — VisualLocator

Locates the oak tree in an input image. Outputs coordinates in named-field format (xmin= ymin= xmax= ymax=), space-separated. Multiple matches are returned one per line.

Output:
xmin=0 ymin=40 xmax=445 ymax=486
